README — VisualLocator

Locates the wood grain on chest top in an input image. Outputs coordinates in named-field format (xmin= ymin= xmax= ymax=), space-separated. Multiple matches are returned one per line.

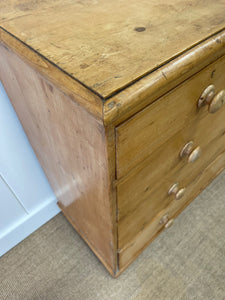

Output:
xmin=1 ymin=0 xmax=225 ymax=99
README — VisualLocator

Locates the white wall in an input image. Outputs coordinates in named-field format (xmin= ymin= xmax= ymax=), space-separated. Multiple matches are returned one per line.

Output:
xmin=0 ymin=81 xmax=60 ymax=256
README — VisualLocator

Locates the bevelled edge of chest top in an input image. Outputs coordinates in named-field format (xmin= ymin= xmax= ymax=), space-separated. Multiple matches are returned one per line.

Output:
xmin=0 ymin=27 xmax=104 ymax=122
xmin=1 ymin=0 xmax=225 ymax=100
xmin=104 ymin=30 xmax=225 ymax=126
xmin=1 ymin=26 xmax=225 ymax=126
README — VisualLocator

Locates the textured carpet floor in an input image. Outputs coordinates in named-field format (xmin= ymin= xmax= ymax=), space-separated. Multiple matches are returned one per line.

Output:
xmin=1 ymin=171 xmax=225 ymax=300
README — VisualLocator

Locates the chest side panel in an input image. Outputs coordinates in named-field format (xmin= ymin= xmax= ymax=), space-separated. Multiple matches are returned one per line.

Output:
xmin=0 ymin=43 xmax=116 ymax=274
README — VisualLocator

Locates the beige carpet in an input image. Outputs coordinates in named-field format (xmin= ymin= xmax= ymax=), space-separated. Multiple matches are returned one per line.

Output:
xmin=1 ymin=171 xmax=225 ymax=300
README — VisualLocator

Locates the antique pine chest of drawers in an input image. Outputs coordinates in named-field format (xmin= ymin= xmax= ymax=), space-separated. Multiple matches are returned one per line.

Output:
xmin=1 ymin=0 xmax=225 ymax=277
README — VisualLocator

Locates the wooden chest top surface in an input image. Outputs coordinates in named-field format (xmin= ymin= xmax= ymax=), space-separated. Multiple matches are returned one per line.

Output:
xmin=1 ymin=0 xmax=225 ymax=99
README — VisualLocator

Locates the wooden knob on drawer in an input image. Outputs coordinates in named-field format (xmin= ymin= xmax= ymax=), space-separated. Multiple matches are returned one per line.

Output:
xmin=180 ymin=141 xmax=201 ymax=163
xmin=209 ymin=90 xmax=225 ymax=113
xmin=159 ymin=214 xmax=174 ymax=228
xmin=168 ymin=183 xmax=185 ymax=200
xmin=165 ymin=218 xmax=174 ymax=228
xmin=198 ymin=85 xmax=225 ymax=113
xmin=159 ymin=214 xmax=169 ymax=224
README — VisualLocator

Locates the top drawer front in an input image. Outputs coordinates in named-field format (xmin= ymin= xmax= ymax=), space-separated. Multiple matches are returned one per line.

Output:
xmin=116 ymin=55 xmax=225 ymax=179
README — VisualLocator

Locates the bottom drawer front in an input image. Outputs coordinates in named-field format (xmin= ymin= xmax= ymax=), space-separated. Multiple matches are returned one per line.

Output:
xmin=118 ymin=151 xmax=225 ymax=270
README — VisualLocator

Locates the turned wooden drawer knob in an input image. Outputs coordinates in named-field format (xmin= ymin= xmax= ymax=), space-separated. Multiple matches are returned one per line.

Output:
xmin=180 ymin=141 xmax=201 ymax=163
xmin=159 ymin=214 xmax=174 ymax=228
xmin=198 ymin=85 xmax=225 ymax=113
xmin=165 ymin=218 xmax=174 ymax=228
xmin=168 ymin=183 xmax=185 ymax=200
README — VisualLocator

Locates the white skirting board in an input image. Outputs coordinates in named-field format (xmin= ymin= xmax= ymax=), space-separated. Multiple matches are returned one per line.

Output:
xmin=0 ymin=200 xmax=60 ymax=257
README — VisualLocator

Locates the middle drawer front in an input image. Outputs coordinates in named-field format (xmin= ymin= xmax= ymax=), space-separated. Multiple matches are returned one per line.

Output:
xmin=117 ymin=102 xmax=225 ymax=249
